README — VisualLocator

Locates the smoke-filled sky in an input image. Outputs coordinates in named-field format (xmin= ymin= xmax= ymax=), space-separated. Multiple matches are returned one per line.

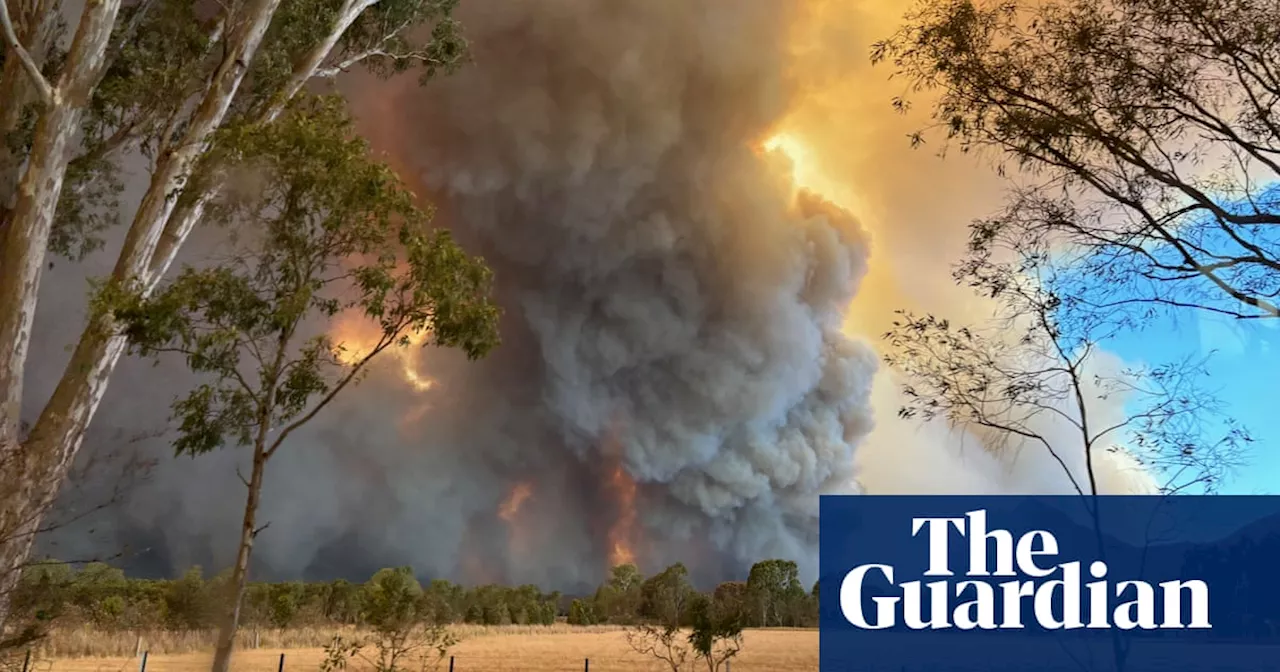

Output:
xmin=29 ymin=0 xmax=1268 ymax=592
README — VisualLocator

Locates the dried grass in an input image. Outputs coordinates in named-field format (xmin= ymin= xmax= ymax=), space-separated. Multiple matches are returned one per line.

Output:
xmin=34 ymin=624 xmax=630 ymax=658
xmin=29 ymin=628 xmax=819 ymax=672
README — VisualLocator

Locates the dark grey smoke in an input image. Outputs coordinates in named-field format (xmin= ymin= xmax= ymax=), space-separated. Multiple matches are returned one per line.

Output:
xmin=34 ymin=0 xmax=877 ymax=591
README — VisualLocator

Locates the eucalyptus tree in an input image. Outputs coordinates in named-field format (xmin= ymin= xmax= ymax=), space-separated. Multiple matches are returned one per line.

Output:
xmin=0 ymin=0 xmax=467 ymax=627
xmin=114 ymin=95 xmax=498 ymax=671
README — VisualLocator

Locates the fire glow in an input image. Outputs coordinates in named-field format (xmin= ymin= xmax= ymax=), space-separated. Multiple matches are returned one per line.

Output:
xmin=499 ymin=481 xmax=535 ymax=560
xmin=499 ymin=482 xmax=534 ymax=523
xmin=320 ymin=107 xmax=868 ymax=583
xmin=329 ymin=317 xmax=436 ymax=393
xmin=762 ymin=132 xmax=865 ymax=216
xmin=607 ymin=463 xmax=639 ymax=568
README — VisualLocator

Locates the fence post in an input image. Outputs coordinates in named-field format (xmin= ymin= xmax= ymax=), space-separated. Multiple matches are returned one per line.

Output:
xmin=278 ymin=652 xmax=286 ymax=672
xmin=583 ymin=658 xmax=589 ymax=672
xmin=21 ymin=649 xmax=29 ymax=672
xmin=448 ymin=656 xmax=455 ymax=672
xmin=134 ymin=633 xmax=142 ymax=657
xmin=139 ymin=651 xmax=149 ymax=672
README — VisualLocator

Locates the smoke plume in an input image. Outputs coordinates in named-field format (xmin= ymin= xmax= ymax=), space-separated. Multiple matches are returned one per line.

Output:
xmin=341 ymin=0 xmax=879 ymax=586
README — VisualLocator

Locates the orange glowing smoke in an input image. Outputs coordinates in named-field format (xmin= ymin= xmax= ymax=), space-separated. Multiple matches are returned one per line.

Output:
xmin=499 ymin=481 xmax=534 ymax=523
xmin=606 ymin=463 xmax=639 ymax=568
xmin=498 ymin=481 xmax=536 ymax=562
xmin=761 ymin=132 xmax=868 ymax=218
xmin=329 ymin=315 xmax=436 ymax=392
xmin=757 ymin=131 xmax=902 ymax=341
xmin=329 ymin=314 xmax=437 ymax=435
xmin=762 ymin=0 xmax=1008 ymax=342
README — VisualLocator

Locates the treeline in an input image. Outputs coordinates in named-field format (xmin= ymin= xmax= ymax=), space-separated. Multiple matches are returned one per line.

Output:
xmin=11 ymin=558 xmax=818 ymax=633
xmin=566 ymin=559 xmax=817 ymax=628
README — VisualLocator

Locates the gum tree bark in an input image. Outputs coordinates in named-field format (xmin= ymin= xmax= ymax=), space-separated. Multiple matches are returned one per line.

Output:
xmin=0 ymin=0 xmax=450 ymax=632
xmin=0 ymin=0 xmax=123 ymax=623
xmin=0 ymin=0 xmax=285 ymax=628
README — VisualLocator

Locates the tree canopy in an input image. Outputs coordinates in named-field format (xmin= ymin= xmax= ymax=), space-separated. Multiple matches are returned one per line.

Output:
xmin=873 ymin=0 xmax=1280 ymax=322
xmin=108 ymin=93 xmax=499 ymax=672
xmin=873 ymin=0 xmax=1268 ymax=491
xmin=0 ymin=0 xmax=470 ymax=634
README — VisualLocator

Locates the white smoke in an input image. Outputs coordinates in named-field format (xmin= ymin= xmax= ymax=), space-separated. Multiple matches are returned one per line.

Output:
xmin=855 ymin=350 xmax=1160 ymax=497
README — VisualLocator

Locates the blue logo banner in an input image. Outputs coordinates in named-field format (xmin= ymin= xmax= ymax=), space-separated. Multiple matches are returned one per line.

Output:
xmin=819 ymin=496 xmax=1280 ymax=671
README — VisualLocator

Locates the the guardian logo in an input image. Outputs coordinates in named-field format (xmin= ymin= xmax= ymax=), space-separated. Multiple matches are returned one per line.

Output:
xmin=839 ymin=510 xmax=1212 ymax=631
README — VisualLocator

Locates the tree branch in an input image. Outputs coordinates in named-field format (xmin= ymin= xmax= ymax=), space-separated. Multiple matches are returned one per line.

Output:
xmin=0 ymin=0 xmax=55 ymax=106
xmin=264 ymin=325 xmax=401 ymax=460
xmin=314 ymin=47 xmax=441 ymax=80
xmin=103 ymin=0 xmax=159 ymax=72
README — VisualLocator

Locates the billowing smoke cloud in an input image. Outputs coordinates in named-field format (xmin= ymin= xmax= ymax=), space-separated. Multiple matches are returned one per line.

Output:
xmin=339 ymin=0 xmax=879 ymax=585
xmin=741 ymin=0 xmax=1162 ymax=498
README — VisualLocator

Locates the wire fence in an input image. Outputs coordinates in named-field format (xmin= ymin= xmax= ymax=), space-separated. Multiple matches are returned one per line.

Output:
xmin=13 ymin=628 xmax=819 ymax=672
xmin=15 ymin=650 xmax=759 ymax=672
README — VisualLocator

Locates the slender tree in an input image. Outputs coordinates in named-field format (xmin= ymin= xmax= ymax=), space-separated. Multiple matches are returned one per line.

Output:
xmin=0 ymin=0 xmax=467 ymax=628
xmin=320 ymin=567 xmax=459 ymax=672
xmin=883 ymin=248 xmax=1246 ymax=495
xmin=625 ymin=623 xmax=692 ymax=672
xmin=876 ymin=25 xmax=1253 ymax=668
xmin=882 ymin=239 xmax=1247 ymax=672
xmin=598 ymin=563 xmax=644 ymax=624
xmin=112 ymin=95 xmax=499 ymax=672
xmin=627 ymin=563 xmax=696 ymax=671
xmin=687 ymin=592 xmax=744 ymax=672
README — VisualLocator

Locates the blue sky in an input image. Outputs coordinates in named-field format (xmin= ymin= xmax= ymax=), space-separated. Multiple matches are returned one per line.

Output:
xmin=1083 ymin=187 xmax=1280 ymax=495
xmin=1101 ymin=308 xmax=1280 ymax=494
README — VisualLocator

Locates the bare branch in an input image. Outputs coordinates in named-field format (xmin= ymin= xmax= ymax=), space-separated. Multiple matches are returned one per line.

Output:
xmin=0 ymin=0 xmax=54 ymax=106
xmin=314 ymin=47 xmax=443 ymax=80
xmin=264 ymin=326 xmax=399 ymax=460
xmin=878 ymin=0 xmax=1280 ymax=322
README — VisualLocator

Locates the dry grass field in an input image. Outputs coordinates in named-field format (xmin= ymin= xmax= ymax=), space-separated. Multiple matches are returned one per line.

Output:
xmin=32 ymin=627 xmax=818 ymax=672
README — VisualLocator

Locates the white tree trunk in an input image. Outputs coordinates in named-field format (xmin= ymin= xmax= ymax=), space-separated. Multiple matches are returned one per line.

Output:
xmin=142 ymin=0 xmax=376 ymax=278
xmin=0 ymin=0 xmax=123 ymax=625
xmin=1 ymin=57 xmax=35 ymax=225
xmin=1 ymin=0 xmax=78 ymax=260
xmin=0 ymin=0 xmax=389 ymax=629
xmin=261 ymin=0 xmax=377 ymax=123
xmin=0 ymin=0 xmax=282 ymax=628
xmin=9 ymin=0 xmax=383 ymax=463
xmin=110 ymin=0 xmax=284 ymax=287
xmin=0 ymin=103 xmax=76 ymax=440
